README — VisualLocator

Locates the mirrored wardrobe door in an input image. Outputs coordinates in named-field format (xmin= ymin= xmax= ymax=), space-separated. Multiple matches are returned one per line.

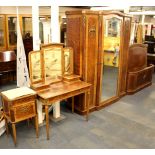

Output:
xmin=100 ymin=15 xmax=122 ymax=102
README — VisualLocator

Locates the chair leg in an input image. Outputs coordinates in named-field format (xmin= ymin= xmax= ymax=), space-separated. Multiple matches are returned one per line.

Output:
xmin=35 ymin=115 xmax=39 ymax=138
xmin=4 ymin=117 xmax=9 ymax=136
xmin=12 ymin=123 xmax=17 ymax=146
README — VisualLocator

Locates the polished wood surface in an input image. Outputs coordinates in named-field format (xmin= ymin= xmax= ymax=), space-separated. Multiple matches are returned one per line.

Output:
xmin=1 ymin=90 xmax=38 ymax=146
xmin=36 ymin=80 xmax=91 ymax=140
xmin=128 ymin=44 xmax=147 ymax=72
xmin=66 ymin=11 xmax=98 ymax=114
xmin=0 ymin=51 xmax=16 ymax=85
xmin=66 ymin=10 xmax=132 ymax=113
xmin=126 ymin=44 xmax=154 ymax=94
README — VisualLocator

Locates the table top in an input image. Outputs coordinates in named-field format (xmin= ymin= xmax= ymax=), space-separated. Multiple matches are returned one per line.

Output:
xmin=1 ymin=87 xmax=36 ymax=100
xmin=37 ymin=80 xmax=91 ymax=100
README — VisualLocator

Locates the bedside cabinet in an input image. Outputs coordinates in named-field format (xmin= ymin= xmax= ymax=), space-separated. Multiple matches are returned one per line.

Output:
xmin=1 ymin=87 xmax=38 ymax=146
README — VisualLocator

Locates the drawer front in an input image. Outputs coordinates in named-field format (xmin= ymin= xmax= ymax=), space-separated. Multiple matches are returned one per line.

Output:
xmin=13 ymin=95 xmax=36 ymax=106
xmin=10 ymin=101 xmax=36 ymax=122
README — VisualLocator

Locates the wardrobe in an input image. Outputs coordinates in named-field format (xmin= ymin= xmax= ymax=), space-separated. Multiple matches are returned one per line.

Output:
xmin=66 ymin=10 xmax=132 ymax=114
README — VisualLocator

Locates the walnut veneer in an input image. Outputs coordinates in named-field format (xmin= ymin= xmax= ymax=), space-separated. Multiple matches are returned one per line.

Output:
xmin=126 ymin=44 xmax=154 ymax=94
xmin=66 ymin=10 xmax=132 ymax=114
xmin=1 ymin=87 xmax=38 ymax=146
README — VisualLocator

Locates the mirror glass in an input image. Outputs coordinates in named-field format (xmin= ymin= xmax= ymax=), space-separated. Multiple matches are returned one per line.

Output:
xmin=29 ymin=51 xmax=43 ymax=83
xmin=43 ymin=47 xmax=62 ymax=83
xmin=63 ymin=48 xmax=73 ymax=75
xmin=101 ymin=17 xmax=121 ymax=102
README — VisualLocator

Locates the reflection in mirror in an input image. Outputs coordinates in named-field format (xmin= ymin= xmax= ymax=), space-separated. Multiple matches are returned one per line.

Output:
xmin=105 ymin=17 xmax=120 ymax=37
xmin=29 ymin=51 xmax=43 ymax=84
xmin=43 ymin=47 xmax=62 ymax=83
xmin=63 ymin=47 xmax=73 ymax=75
xmin=101 ymin=17 xmax=121 ymax=102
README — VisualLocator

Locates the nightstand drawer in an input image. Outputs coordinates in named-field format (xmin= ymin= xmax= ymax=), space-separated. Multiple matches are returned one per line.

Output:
xmin=10 ymin=101 xmax=36 ymax=122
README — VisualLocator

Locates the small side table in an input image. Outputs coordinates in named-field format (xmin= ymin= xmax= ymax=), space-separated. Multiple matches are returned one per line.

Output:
xmin=1 ymin=87 xmax=38 ymax=146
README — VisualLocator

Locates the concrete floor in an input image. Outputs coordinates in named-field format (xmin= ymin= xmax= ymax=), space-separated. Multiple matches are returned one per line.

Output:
xmin=0 ymin=75 xmax=155 ymax=148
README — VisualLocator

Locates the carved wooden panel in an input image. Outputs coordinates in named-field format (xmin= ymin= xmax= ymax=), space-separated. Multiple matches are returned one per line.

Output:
xmin=85 ymin=16 xmax=98 ymax=108
xmin=127 ymin=65 xmax=154 ymax=94
xmin=67 ymin=17 xmax=81 ymax=76
xmin=120 ymin=17 xmax=131 ymax=94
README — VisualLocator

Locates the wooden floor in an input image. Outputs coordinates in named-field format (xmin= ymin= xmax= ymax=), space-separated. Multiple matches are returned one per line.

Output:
xmin=0 ymin=75 xmax=155 ymax=148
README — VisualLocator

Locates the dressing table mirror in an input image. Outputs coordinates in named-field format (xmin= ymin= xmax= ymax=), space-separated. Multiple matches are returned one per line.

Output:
xmin=42 ymin=46 xmax=63 ymax=84
xmin=100 ymin=16 xmax=122 ymax=102
xmin=62 ymin=47 xmax=73 ymax=76
xmin=29 ymin=50 xmax=44 ymax=84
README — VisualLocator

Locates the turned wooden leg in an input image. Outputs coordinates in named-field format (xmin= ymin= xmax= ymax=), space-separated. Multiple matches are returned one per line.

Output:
xmin=72 ymin=97 xmax=74 ymax=113
xmin=4 ymin=117 xmax=9 ymax=136
xmin=12 ymin=123 xmax=17 ymax=146
xmin=86 ymin=91 xmax=90 ymax=121
xmin=35 ymin=115 xmax=39 ymax=138
xmin=45 ymin=105 xmax=49 ymax=140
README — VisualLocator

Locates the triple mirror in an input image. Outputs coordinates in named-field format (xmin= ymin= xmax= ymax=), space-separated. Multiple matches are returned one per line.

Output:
xmin=101 ymin=16 xmax=122 ymax=102
xmin=29 ymin=44 xmax=74 ymax=86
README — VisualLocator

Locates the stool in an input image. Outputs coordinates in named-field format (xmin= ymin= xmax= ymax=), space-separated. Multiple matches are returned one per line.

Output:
xmin=1 ymin=87 xmax=38 ymax=146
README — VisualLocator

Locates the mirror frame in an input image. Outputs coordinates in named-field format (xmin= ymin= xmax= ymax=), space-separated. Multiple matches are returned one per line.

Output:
xmin=62 ymin=47 xmax=74 ymax=76
xmin=42 ymin=45 xmax=63 ymax=84
xmin=99 ymin=14 xmax=123 ymax=103
xmin=28 ymin=50 xmax=44 ymax=85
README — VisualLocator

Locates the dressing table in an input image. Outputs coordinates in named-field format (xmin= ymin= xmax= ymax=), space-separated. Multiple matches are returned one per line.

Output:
xmin=29 ymin=43 xmax=91 ymax=140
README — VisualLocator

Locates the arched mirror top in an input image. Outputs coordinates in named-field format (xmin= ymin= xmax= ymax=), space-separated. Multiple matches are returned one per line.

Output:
xmin=104 ymin=17 xmax=121 ymax=38
xmin=103 ymin=15 xmax=123 ymax=53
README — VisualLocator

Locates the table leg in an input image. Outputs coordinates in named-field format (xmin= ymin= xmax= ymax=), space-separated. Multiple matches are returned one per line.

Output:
xmin=72 ymin=97 xmax=74 ymax=113
xmin=45 ymin=105 xmax=49 ymax=140
xmin=5 ymin=117 xmax=9 ymax=136
xmin=86 ymin=91 xmax=90 ymax=121
xmin=12 ymin=123 xmax=17 ymax=146
xmin=35 ymin=114 xmax=39 ymax=138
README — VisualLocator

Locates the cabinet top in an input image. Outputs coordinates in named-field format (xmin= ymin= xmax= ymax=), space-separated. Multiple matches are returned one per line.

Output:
xmin=66 ymin=10 xmax=99 ymax=15
xmin=66 ymin=10 xmax=132 ymax=18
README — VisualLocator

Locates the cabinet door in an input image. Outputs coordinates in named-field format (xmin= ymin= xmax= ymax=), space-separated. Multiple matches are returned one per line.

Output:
xmin=6 ymin=15 xmax=17 ymax=50
xmin=98 ymin=14 xmax=123 ymax=104
xmin=0 ymin=15 xmax=7 ymax=50
xmin=22 ymin=16 xmax=32 ymax=38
